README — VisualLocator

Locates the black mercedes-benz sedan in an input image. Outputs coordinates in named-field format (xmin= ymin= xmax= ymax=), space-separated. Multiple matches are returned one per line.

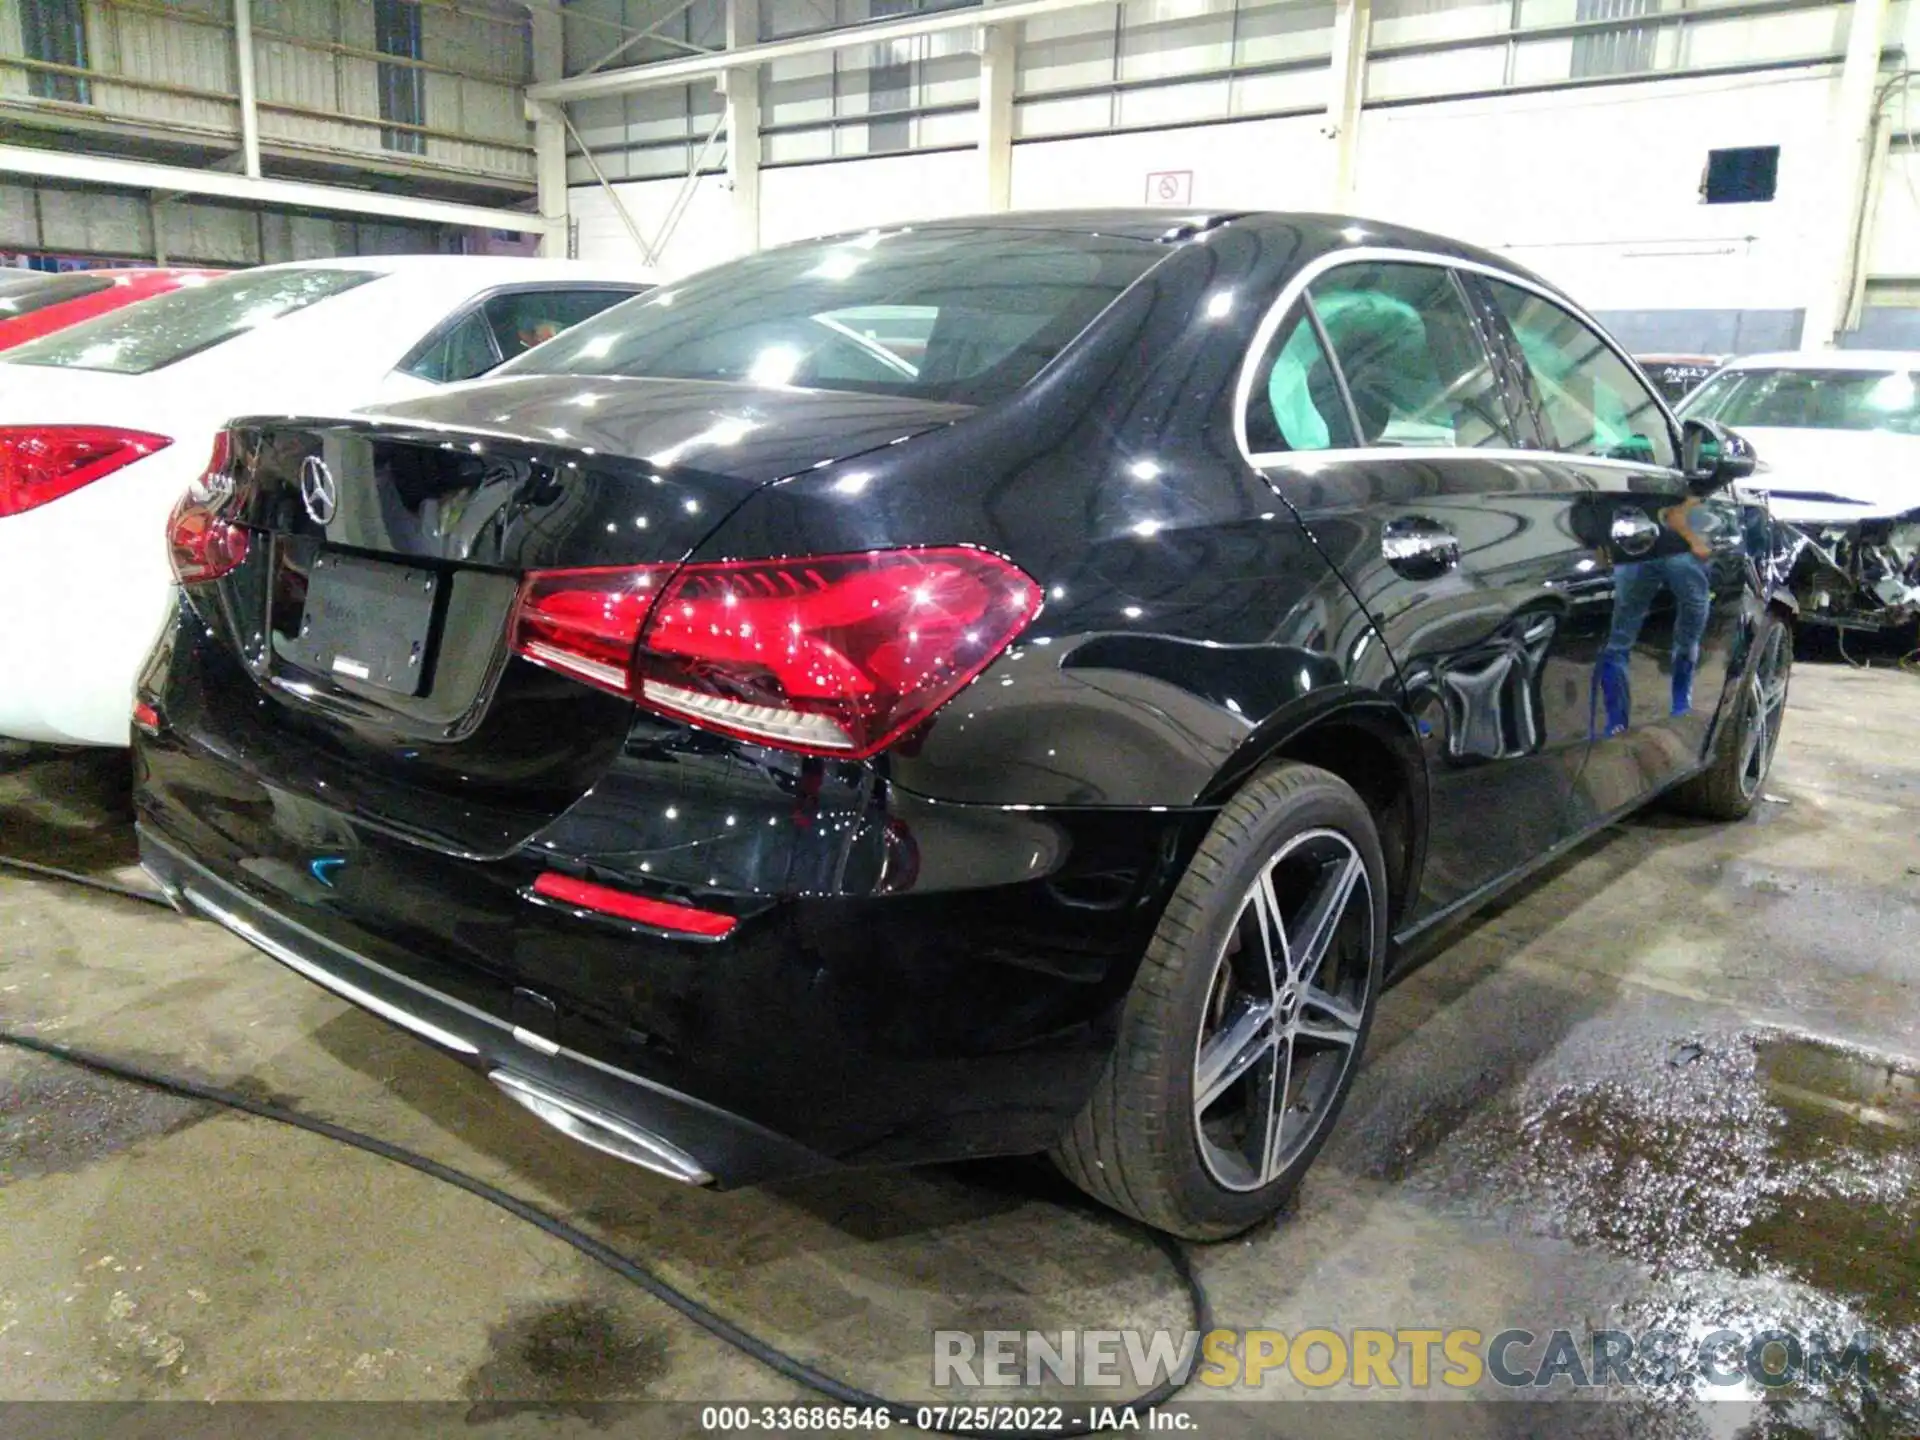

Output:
xmin=133 ymin=210 xmax=1792 ymax=1239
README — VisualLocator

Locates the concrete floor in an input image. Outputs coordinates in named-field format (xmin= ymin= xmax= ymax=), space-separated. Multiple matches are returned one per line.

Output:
xmin=1 ymin=660 xmax=1916 ymax=1438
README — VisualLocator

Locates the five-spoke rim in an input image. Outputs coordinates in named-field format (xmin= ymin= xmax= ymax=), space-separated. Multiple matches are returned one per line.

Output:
xmin=1738 ymin=624 xmax=1791 ymax=799
xmin=1191 ymin=829 xmax=1374 ymax=1193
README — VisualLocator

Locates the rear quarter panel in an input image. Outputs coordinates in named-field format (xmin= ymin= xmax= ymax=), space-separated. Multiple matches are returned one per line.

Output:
xmin=681 ymin=225 xmax=1412 ymax=812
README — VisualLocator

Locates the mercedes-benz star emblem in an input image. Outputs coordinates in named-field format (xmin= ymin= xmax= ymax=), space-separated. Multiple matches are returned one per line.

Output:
xmin=299 ymin=454 xmax=338 ymax=526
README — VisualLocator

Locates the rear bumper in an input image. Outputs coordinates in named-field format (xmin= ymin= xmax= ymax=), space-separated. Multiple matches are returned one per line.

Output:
xmin=132 ymin=741 xmax=1190 ymax=1181
xmin=139 ymin=824 xmax=827 ymax=1188
xmin=132 ymin=592 xmax=1203 ymax=1177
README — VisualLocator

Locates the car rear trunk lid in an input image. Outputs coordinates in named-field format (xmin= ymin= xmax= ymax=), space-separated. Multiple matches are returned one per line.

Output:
xmin=175 ymin=377 xmax=968 ymax=856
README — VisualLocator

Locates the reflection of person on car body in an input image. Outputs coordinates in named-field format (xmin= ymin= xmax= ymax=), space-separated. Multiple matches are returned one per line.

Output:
xmin=1594 ymin=496 xmax=1712 ymax=736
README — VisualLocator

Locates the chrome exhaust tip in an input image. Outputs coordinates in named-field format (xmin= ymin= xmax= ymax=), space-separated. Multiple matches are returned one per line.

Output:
xmin=489 ymin=1070 xmax=713 ymax=1185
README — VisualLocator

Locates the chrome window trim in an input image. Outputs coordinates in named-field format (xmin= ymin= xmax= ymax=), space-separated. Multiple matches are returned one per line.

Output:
xmin=1242 ymin=444 xmax=1690 ymax=478
xmin=1232 ymin=245 xmax=1680 ymax=473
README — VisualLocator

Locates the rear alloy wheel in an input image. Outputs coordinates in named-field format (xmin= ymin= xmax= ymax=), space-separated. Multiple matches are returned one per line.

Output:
xmin=1052 ymin=761 xmax=1388 ymax=1239
xmin=1668 ymin=611 xmax=1792 ymax=821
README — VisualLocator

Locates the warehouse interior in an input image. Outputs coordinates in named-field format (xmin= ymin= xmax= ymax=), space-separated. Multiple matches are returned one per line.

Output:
xmin=2 ymin=1 xmax=1919 ymax=1435
xmin=2 ymin=0 xmax=1916 ymax=349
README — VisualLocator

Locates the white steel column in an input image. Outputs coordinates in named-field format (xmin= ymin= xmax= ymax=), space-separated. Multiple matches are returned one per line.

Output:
xmin=725 ymin=0 xmax=761 ymax=256
xmin=1324 ymin=0 xmax=1370 ymax=209
xmin=979 ymin=10 xmax=1016 ymax=211
xmin=232 ymin=0 xmax=262 ymax=179
xmin=1800 ymin=0 xmax=1892 ymax=348
xmin=150 ymin=194 xmax=169 ymax=264
xmin=528 ymin=4 xmax=571 ymax=258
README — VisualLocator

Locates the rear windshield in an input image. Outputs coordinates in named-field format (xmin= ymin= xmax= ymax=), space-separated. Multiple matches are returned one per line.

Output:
xmin=502 ymin=227 xmax=1167 ymax=406
xmin=1681 ymin=366 xmax=1920 ymax=436
xmin=4 ymin=267 xmax=378 ymax=375
xmin=0 ymin=271 xmax=115 ymax=318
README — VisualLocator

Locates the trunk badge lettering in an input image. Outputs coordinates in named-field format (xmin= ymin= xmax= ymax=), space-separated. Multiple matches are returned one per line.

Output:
xmin=300 ymin=455 xmax=338 ymax=525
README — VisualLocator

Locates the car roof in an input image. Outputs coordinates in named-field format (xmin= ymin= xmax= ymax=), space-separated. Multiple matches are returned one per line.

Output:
xmin=1721 ymin=350 xmax=1920 ymax=371
xmin=239 ymin=255 xmax=656 ymax=285
xmin=93 ymin=267 xmax=223 ymax=280
xmin=838 ymin=208 xmax=1559 ymax=296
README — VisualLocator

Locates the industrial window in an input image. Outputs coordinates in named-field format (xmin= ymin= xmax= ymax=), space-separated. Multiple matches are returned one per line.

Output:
xmin=867 ymin=0 xmax=916 ymax=155
xmin=374 ymin=0 xmax=427 ymax=155
xmin=1571 ymin=0 xmax=1659 ymax=80
xmin=21 ymin=0 xmax=89 ymax=104
xmin=757 ymin=0 xmax=978 ymax=164
xmin=1702 ymin=147 xmax=1780 ymax=205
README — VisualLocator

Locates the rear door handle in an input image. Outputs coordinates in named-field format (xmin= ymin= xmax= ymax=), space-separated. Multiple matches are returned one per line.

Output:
xmin=1382 ymin=516 xmax=1461 ymax=580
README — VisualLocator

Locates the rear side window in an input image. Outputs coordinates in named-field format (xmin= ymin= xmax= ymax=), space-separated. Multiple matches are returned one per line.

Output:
xmin=404 ymin=309 xmax=501 ymax=384
xmin=400 ymin=287 xmax=641 ymax=385
xmin=1245 ymin=308 xmax=1359 ymax=453
xmin=4 ymin=268 xmax=377 ymax=375
xmin=1482 ymin=279 xmax=1676 ymax=467
xmin=0 ymin=272 xmax=114 ymax=318
xmin=480 ymin=288 xmax=637 ymax=365
xmin=1307 ymin=263 xmax=1515 ymax=449
xmin=508 ymin=227 xmax=1166 ymax=407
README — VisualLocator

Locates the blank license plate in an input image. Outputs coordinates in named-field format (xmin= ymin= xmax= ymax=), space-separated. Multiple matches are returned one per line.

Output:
xmin=292 ymin=552 xmax=438 ymax=696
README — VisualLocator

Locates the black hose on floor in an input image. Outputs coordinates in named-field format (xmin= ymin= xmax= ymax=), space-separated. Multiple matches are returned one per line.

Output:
xmin=0 ymin=953 xmax=1210 ymax=1437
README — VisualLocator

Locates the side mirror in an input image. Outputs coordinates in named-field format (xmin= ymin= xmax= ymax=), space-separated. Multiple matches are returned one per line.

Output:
xmin=1682 ymin=417 xmax=1757 ymax=492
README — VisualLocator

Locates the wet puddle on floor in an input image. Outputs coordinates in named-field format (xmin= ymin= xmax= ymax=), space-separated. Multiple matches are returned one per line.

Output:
xmin=1419 ymin=1027 xmax=1920 ymax=1429
xmin=1744 ymin=1038 xmax=1920 ymax=1329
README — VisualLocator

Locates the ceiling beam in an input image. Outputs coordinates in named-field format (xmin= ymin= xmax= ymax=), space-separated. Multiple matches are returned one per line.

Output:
xmin=525 ymin=0 xmax=1104 ymax=104
xmin=0 ymin=144 xmax=545 ymax=233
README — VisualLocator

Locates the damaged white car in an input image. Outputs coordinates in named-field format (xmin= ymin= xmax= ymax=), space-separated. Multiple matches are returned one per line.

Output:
xmin=1679 ymin=351 xmax=1920 ymax=642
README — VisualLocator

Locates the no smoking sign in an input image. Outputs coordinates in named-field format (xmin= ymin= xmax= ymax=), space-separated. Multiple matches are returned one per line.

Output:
xmin=1145 ymin=170 xmax=1194 ymax=205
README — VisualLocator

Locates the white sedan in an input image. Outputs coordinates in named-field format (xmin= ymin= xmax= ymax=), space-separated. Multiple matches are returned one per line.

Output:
xmin=0 ymin=256 xmax=652 ymax=745
xmin=1678 ymin=350 xmax=1920 ymax=634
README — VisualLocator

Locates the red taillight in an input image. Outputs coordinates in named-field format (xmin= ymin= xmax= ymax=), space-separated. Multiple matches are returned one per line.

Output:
xmin=510 ymin=547 xmax=1043 ymax=758
xmin=512 ymin=565 xmax=674 ymax=695
xmin=0 ymin=425 xmax=171 ymax=518
xmin=132 ymin=701 xmax=162 ymax=735
xmin=530 ymin=872 xmax=737 ymax=938
xmin=167 ymin=432 xmax=250 ymax=584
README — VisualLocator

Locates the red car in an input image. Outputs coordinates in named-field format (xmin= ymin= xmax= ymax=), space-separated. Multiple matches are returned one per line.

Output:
xmin=0 ymin=268 xmax=223 ymax=351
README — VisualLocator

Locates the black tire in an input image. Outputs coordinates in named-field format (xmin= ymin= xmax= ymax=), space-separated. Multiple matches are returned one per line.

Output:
xmin=1051 ymin=761 xmax=1389 ymax=1240
xmin=1667 ymin=610 xmax=1793 ymax=821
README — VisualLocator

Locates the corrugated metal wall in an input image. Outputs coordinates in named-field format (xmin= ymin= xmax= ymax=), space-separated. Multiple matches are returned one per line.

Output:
xmin=83 ymin=0 xmax=234 ymax=135
xmin=0 ymin=179 xmax=453 ymax=264
xmin=559 ymin=0 xmax=1861 ymax=178
xmin=0 ymin=0 xmax=535 ymax=183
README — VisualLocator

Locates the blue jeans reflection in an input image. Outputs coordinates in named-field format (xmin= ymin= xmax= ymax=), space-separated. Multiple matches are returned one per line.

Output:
xmin=1593 ymin=552 xmax=1711 ymax=737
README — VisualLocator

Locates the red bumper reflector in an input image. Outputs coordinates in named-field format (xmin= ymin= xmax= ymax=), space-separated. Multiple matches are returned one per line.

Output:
xmin=531 ymin=872 xmax=737 ymax=938
xmin=132 ymin=701 xmax=161 ymax=734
